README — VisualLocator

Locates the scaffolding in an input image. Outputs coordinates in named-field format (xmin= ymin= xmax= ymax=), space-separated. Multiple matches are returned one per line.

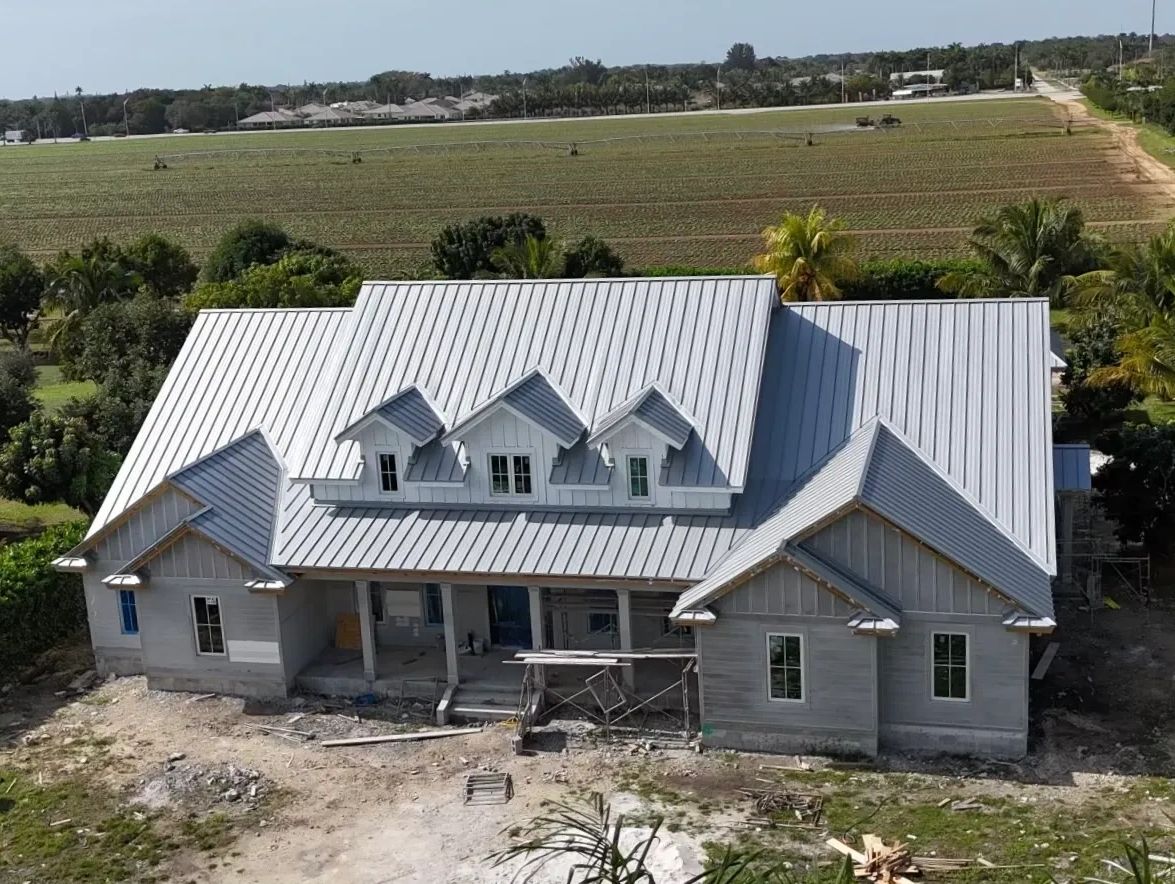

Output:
xmin=510 ymin=649 xmax=696 ymax=753
xmin=1056 ymin=490 xmax=1151 ymax=606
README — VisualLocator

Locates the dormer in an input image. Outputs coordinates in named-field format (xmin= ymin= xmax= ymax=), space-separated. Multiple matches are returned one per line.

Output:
xmin=442 ymin=367 xmax=587 ymax=463
xmin=334 ymin=385 xmax=447 ymax=454
xmin=587 ymin=383 xmax=696 ymax=470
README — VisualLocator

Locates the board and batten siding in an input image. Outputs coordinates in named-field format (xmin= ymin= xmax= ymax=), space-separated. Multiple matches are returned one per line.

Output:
xmin=90 ymin=487 xmax=201 ymax=563
xmin=147 ymin=532 xmax=256 ymax=581
xmin=799 ymin=508 xmax=1005 ymax=616
xmin=699 ymin=564 xmax=878 ymax=755
xmin=315 ymin=414 xmax=730 ymax=510
xmin=83 ymin=570 xmax=143 ymax=675
xmin=136 ymin=576 xmax=285 ymax=697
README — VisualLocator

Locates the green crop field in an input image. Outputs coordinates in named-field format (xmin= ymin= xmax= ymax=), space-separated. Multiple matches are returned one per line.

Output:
xmin=0 ymin=97 xmax=1169 ymax=274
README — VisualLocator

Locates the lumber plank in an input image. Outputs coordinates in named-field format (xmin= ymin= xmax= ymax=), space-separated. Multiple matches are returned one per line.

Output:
xmin=1031 ymin=642 xmax=1060 ymax=680
xmin=321 ymin=727 xmax=482 ymax=747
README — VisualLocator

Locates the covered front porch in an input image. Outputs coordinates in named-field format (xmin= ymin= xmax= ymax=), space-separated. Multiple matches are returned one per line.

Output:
xmin=292 ymin=579 xmax=695 ymax=703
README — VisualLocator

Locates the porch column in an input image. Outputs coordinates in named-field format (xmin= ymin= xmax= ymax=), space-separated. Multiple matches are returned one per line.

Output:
xmin=355 ymin=580 xmax=377 ymax=683
xmin=616 ymin=588 xmax=635 ymax=690
xmin=440 ymin=583 xmax=459 ymax=685
xmin=528 ymin=586 xmax=546 ymax=688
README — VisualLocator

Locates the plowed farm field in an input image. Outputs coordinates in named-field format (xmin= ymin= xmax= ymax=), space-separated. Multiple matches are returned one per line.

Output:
xmin=0 ymin=97 xmax=1169 ymax=274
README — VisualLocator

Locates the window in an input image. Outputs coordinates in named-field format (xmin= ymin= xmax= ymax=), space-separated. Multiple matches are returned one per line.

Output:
xmin=191 ymin=595 xmax=225 ymax=656
xmin=118 ymin=589 xmax=139 ymax=635
xmin=369 ymin=582 xmax=386 ymax=624
xmin=627 ymin=455 xmax=650 ymax=499
xmin=489 ymin=454 xmax=533 ymax=496
xmin=424 ymin=584 xmax=444 ymax=626
xmin=378 ymin=452 xmax=399 ymax=494
xmin=932 ymin=632 xmax=969 ymax=700
xmin=588 ymin=611 xmax=618 ymax=635
xmin=767 ymin=633 xmax=804 ymax=702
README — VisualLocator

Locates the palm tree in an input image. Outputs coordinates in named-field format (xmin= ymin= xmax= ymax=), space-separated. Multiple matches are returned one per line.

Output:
xmin=1071 ymin=227 xmax=1175 ymax=398
xmin=938 ymin=198 xmax=1098 ymax=302
xmin=492 ymin=235 xmax=566 ymax=279
xmin=753 ymin=207 xmax=859 ymax=302
xmin=44 ymin=253 xmax=140 ymax=350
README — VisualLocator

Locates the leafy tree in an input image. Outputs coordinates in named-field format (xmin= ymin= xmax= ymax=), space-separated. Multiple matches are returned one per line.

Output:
xmin=0 ymin=351 xmax=36 ymax=437
xmin=0 ymin=522 xmax=88 ymax=676
xmin=122 ymin=233 xmax=199 ymax=296
xmin=431 ymin=214 xmax=547 ymax=279
xmin=563 ymin=236 xmax=625 ymax=278
xmin=184 ymin=250 xmax=361 ymax=311
xmin=0 ymin=411 xmax=121 ymax=515
xmin=1094 ymin=423 xmax=1175 ymax=554
xmin=0 ymin=244 xmax=45 ymax=349
xmin=567 ymin=57 xmax=608 ymax=86
xmin=726 ymin=42 xmax=758 ymax=71
xmin=938 ymin=198 xmax=1100 ymax=302
xmin=841 ymin=258 xmax=982 ymax=300
xmin=1059 ymin=315 xmax=1140 ymax=425
xmin=493 ymin=235 xmax=566 ymax=279
xmin=201 ymin=220 xmax=292 ymax=282
xmin=65 ymin=361 xmax=169 ymax=456
xmin=72 ymin=295 xmax=192 ymax=384
xmin=753 ymin=207 xmax=859 ymax=302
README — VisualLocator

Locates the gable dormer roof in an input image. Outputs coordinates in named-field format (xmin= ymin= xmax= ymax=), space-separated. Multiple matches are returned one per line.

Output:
xmin=587 ymin=382 xmax=695 ymax=450
xmin=334 ymin=384 xmax=446 ymax=448
xmin=442 ymin=367 xmax=587 ymax=449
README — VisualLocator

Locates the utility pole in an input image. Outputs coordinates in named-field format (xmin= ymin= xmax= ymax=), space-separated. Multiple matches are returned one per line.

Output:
xmin=522 ymin=77 xmax=528 ymax=118
xmin=716 ymin=66 xmax=722 ymax=111
xmin=75 ymin=87 xmax=87 ymax=137
xmin=122 ymin=97 xmax=131 ymax=137
xmin=1152 ymin=0 xmax=1157 ymax=56
xmin=841 ymin=61 xmax=846 ymax=103
xmin=1120 ymin=38 xmax=1125 ymax=81
xmin=645 ymin=67 xmax=651 ymax=114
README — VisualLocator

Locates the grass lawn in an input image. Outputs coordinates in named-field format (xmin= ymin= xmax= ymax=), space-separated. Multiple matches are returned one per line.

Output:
xmin=0 ymin=498 xmax=84 ymax=532
xmin=33 ymin=365 xmax=96 ymax=413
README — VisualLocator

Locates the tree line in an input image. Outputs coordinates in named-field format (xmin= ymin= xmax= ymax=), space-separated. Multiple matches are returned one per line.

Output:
xmin=2 ymin=33 xmax=1164 ymax=137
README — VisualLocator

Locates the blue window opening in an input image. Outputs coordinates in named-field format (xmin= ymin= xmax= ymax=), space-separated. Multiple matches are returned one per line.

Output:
xmin=118 ymin=589 xmax=139 ymax=635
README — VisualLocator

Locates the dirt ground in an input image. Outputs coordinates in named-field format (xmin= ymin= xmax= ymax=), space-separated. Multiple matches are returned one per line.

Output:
xmin=3 ymin=594 xmax=1175 ymax=883
xmin=1062 ymin=96 xmax=1175 ymax=204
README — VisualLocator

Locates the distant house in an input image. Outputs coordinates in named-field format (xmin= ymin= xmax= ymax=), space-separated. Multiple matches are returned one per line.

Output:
xmin=294 ymin=102 xmax=331 ymax=118
xmin=237 ymin=110 xmax=303 ymax=130
xmin=3 ymin=130 xmax=28 ymax=144
xmin=400 ymin=100 xmax=455 ymax=121
xmin=57 ymin=278 xmax=1057 ymax=759
xmin=362 ymin=103 xmax=407 ymax=121
xmin=305 ymin=107 xmax=360 ymax=126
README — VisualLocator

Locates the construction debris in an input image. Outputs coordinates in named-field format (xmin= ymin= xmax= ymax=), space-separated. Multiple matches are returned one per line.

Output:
xmin=738 ymin=788 xmax=823 ymax=823
xmin=321 ymin=727 xmax=482 ymax=748
xmin=949 ymin=797 xmax=986 ymax=812
xmin=827 ymin=834 xmax=989 ymax=882
xmin=463 ymin=772 xmax=513 ymax=805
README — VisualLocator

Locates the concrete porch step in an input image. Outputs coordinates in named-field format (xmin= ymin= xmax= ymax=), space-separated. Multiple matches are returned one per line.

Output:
xmin=450 ymin=686 xmax=519 ymax=722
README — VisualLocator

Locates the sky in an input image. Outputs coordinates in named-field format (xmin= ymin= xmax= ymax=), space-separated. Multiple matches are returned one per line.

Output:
xmin=0 ymin=0 xmax=1162 ymax=99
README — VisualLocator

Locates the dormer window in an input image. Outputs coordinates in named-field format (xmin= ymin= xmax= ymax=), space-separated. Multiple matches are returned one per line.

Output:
xmin=378 ymin=452 xmax=399 ymax=494
xmin=627 ymin=455 xmax=650 ymax=499
xmin=490 ymin=454 xmax=533 ymax=495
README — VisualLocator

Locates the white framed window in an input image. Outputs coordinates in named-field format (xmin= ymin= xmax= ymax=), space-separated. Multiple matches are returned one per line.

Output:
xmin=369 ymin=582 xmax=386 ymax=624
xmin=377 ymin=452 xmax=399 ymax=494
xmin=931 ymin=632 xmax=969 ymax=701
xmin=488 ymin=453 xmax=533 ymax=496
xmin=626 ymin=455 xmax=651 ymax=500
xmin=423 ymin=584 xmax=444 ymax=626
xmin=766 ymin=633 xmax=804 ymax=702
xmin=191 ymin=595 xmax=225 ymax=656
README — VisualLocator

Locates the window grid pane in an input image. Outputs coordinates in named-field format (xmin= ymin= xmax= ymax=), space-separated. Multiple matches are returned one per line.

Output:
xmin=932 ymin=633 xmax=967 ymax=699
xmin=628 ymin=456 xmax=650 ymax=498
xmin=513 ymin=456 xmax=532 ymax=495
xmin=118 ymin=589 xmax=139 ymax=635
xmin=490 ymin=455 xmax=510 ymax=494
xmin=378 ymin=453 xmax=398 ymax=493
xmin=194 ymin=597 xmax=225 ymax=655
xmin=768 ymin=634 xmax=803 ymax=701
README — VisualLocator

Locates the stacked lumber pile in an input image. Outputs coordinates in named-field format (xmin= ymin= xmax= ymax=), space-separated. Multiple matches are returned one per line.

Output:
xmin=738 ymin=788 xmax=823 ymax=827
xmin=827 ymin=835 xmax=977 ymax=882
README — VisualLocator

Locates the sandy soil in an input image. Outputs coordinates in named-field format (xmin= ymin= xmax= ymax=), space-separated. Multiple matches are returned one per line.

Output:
xmin=1061 ymin=97 xmax=1175 ymax=205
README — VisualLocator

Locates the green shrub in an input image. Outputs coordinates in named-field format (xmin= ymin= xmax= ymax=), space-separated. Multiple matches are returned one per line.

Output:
xmin=841 ymin=258 xmax=981 ymax=300
xmin=0 ymin=522 xmax=88 ymax=674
